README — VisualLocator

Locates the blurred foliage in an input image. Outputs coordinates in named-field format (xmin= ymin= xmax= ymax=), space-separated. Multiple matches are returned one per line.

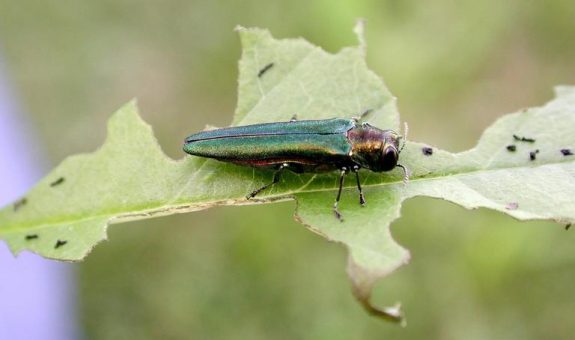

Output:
xmin=1 ymin=0 xmax=574 ymax=339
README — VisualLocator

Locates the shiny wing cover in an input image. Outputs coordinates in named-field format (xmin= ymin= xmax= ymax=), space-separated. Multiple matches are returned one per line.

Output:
xmin=183 ymin=119 xmax=355 ymax=168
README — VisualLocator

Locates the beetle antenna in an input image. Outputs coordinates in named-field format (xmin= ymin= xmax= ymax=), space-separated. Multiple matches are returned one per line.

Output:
xmin=399 ymin=122 xmax=408 ymax=154
xmin=396 ymin=164 xmax=409 ymax=184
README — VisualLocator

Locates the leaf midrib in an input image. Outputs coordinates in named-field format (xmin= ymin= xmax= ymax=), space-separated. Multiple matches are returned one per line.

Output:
xmin=2 ymin=155 xmax=572 ymax=233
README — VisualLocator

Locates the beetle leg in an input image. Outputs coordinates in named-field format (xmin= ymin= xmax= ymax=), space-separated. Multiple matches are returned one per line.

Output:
xmin=352 ymin=109 xmax=374 ymax=123
xmin=359 ymin=109 xmax=373 ymax=121
xmin=333 ymin=168 xmax=347 ymax=221
xmin=353 ymin=166 xmax=366 ymax=206
xmin=246 ymin=163 xmax=287 ymax=199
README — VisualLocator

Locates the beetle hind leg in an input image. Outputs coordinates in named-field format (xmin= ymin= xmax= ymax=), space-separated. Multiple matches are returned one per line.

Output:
xmin=246 ymin=163 xmax=287 ymax=199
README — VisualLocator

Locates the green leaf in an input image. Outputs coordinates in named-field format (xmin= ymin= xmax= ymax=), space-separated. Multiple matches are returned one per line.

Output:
xmin=1 ymin=23 xmax=574 ymax=323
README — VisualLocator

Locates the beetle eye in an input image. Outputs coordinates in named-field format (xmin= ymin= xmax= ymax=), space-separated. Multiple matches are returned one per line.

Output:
xmin=380 ymin=147 xmax=398 ymax=171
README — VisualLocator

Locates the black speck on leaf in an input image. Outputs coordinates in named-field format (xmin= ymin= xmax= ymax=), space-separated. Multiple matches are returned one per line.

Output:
xmin=560 ymin=149 xmax=573 ymax=156
xmin=50 ymin=177 xmax=65 ymax=187
xmin=529 ymin=149 xmax=539 ymax=161
xmin=25 ymin=234 xmax=39 ymax=241
xmin=13 ymin=198 xmax=27 ymax=211
xmin=55 ymin=240 xmax=68 ymax=249
xmin=513 ymin=134 xmax=536 ymax=143
xmin=422 ymin=147 xmax=433 ymax=156
xmin=506 ymin=145 xmax=516 ymax=152
xmin=257 ymin=62 xmax=274 ymax=78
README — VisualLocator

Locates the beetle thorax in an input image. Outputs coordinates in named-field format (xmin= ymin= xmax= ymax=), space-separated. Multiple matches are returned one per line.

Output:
xmin=347 ymin=124 xmax=400 ymax=172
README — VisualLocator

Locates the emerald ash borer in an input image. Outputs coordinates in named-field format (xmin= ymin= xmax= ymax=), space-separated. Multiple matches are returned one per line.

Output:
xmin=183 ymin=117 xmax=407 ymax=220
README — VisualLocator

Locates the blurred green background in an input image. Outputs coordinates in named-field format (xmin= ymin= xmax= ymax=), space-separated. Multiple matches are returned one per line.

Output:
xmin=1 ymin=0 xmax=575 ymax=339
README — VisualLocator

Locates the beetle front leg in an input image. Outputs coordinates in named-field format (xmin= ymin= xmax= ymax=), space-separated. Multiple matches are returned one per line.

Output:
xmin=333 ymin=167 xmax=347 ymax=221
xmin=353 ymin=166 xmax=366 ymax=206
xmin=246 ymin=163 xmax=287 ymax=199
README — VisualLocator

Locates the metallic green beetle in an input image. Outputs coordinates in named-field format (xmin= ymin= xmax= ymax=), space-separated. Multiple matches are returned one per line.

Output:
xmin=183 ymin=117 xmax=407 ymax=220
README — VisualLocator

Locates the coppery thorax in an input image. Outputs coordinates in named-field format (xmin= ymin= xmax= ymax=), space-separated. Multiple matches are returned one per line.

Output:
xmin=347 ymin=123 xmax=400 ymax=172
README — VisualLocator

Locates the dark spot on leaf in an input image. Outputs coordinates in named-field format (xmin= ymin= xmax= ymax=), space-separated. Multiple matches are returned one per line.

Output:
xmin=55 ymin=240 xmax=68 ymax=249
xmin=13 ymin=198 xmax=27 ymax=212
xmin=50 ymin=177 xmax=65 ymax=187
xmin=422 ymin=147 xmax=433 ymax=156
xmin=529 ymin=149 xmax=539 ymax=161
xmin=566 ymin=224 xmax=572 ymax=231
xmin=25 ymin=234 xmax=39 ymax=241
xmin=513 ymin=134 xmax=536 ymax=143
xmin=560 ymin=149 xmax=573 ymax=156
xmin=505 ymin=202 xmax=518 ymax=210
xmin=506 ymin=145 xmax=516 ymax=152
xmin=257 ymin=63 xmax=274 ymax=78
